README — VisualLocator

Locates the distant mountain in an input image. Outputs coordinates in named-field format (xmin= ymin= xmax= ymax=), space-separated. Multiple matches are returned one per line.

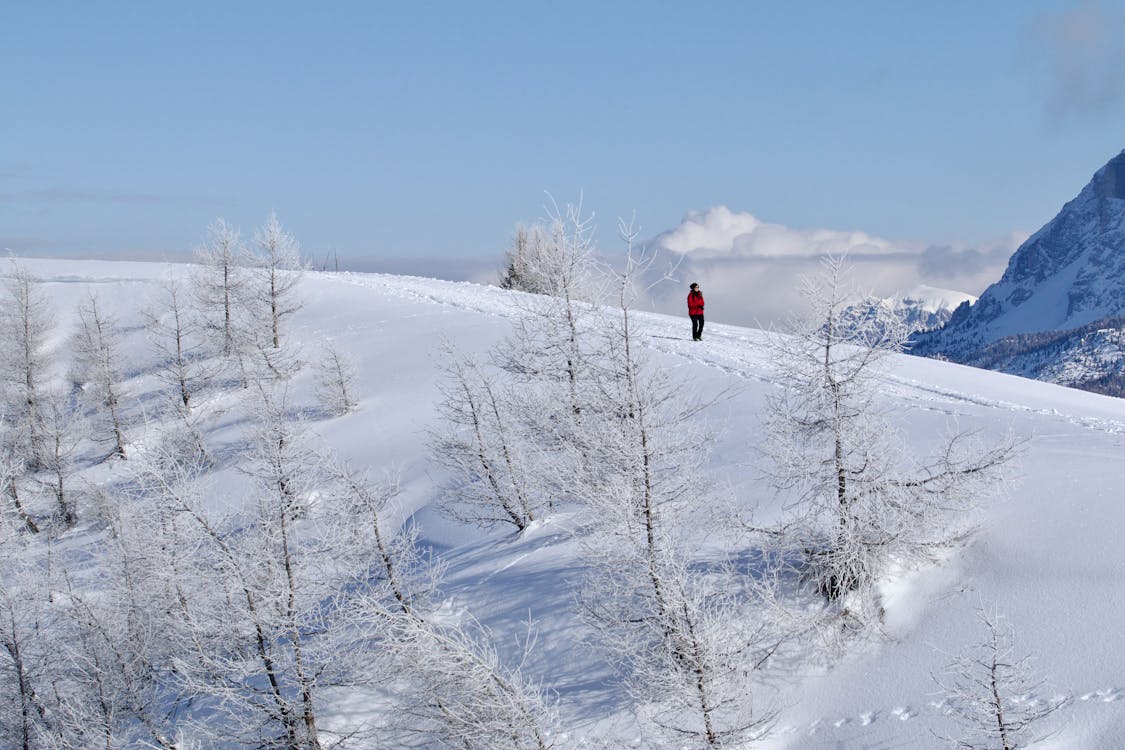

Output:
xmin=894 ymin=285 xmax=978 ymax=333
xmin=912 ymin=150 xmax=1125 ymax=394
xmin=838 ymin=286 xmax=976 ymax=343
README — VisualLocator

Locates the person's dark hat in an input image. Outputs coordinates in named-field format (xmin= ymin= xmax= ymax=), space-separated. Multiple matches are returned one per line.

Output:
xmin=689 ymin=282 xmax=699 ymax=289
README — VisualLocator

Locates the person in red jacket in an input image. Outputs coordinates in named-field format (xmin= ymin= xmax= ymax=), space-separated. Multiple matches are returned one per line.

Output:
xmin=687 ymin=282 xmax=705 ymax=341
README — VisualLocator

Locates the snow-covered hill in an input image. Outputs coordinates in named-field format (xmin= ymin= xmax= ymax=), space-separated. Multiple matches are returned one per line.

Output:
xmin=4 ymin=258 xmax=1125 ymax=748
xmin=913 ymin=150 xmax=1125 ymax=392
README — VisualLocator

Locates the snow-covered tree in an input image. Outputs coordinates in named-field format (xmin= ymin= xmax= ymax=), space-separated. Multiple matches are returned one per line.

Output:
xmin=0 ymin=262 xmax=54 ymax=470
xmin=250 ymin=213 xmax=304 ymax=351
xmin=934 ymin=606 xmax=1068 ymax=749
xmin=330 ymin=464 xmax=433 ymax=615
xmin=434 ymin=200 xmax=607 ymax=534
xmin=499 ymin=222 xmax=558 ymax=295
xmin=162 ymin=386 xmax=354 ymax=747
xmin=314 ymin=341 xmax=358 ymax=416
xmin=432 ymin=350 xmax=543 ymax=532
xmin=496 ymin=198 xmax=602 ymax=412
xmin=0 ymin=528 xmax=55 ymax=747
xmin=761 ymin=254 xmax=1016 ymax=624
xmin=72 ymin=292 xmax=129 ymax=460
xmin=575 ymin=232 xmax=775 ymax=747
xmin=146 ymin=275 xmax=212 ymax=413
xmin=50 ymin=557 xmax=181 ymax=749
xmin=375 ymin=610 xmax=556 ymax=750
xmin=193 ymin=218 xmax=250 ymax=358
xmin=35 ymin=393 xmax=83 ymax=529
xmin=0 ymin=419 xmax=39 ymax=534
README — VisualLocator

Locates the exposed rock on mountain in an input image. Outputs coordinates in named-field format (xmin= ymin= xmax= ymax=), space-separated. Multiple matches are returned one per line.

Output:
xmin=912 ymin=150 xmax=1125 ymax=395
xmin=894 ymin=286 xmax=978 ymax=333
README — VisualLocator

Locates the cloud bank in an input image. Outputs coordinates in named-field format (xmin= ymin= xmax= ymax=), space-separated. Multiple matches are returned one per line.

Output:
xmin=654 ymin=205 xmax=899 ymax=260
xmin=642 ymin=206 xmax=1022 ymax=328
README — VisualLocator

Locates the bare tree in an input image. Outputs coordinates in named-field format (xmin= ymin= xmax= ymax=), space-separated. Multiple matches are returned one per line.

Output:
xmin=933 ymin=606 xmax=1068 ymax=749
xmin=315 ymin=341 xmax=358 ymax=416
xmin=250 ymin=213 xmax=304 ymax=351
xmin=760 ymin=254 xmax=1016 ymax=624
xmin=72 ymin=292 xmax=129 ymax=460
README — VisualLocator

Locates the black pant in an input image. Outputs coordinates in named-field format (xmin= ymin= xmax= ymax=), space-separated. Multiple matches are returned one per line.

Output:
xmin=691 ymin=314 xmax=704 ymax=340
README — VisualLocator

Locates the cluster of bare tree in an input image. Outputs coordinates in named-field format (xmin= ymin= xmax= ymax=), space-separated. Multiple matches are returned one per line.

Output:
xmin=0 ymin=215 xmax=557 ymax=749
xmin=442 ymin=207 xmax=786 ymax=746
xmin=437 ymin=220 xmax=1057 ymax=747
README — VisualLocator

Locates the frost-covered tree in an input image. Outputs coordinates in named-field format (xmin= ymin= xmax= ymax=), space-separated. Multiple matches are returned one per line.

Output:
xmin=193 ymin=218 xmax=250 ymax=358
xmin=162 ymin=388 xmax=348 ymax=748
xmin=330 ymin=465 xmax=432 ymax=615
xmin=933 ymin=606 xmax=1068 ymax=749
xmin=0 ymin=262 xmax=54 ymax=470
xmin=72 ymin=292 xmax=129 ymax=460
xmin=499 ymin=223 xmax=558 ymax=295
xmin=497 ymin=199 xmax=602 ymax=415
xmin=146 ymin=276 xmax=212 ymax=413
xmin=435 ymin=200 xmax=605 ymax=532
xmin=0 ymin=419 xmax=39 ymax=534
xmin=36 ymin=393 xmax=83 ymax=529
xmin=50 ymin=557 xmax=181 ymax=750
xmin=314 ymin=341 xmax=358 ymax=416
xmin=761 ymin=255 xmax=1016 ymax=624
xmin=432 ymin=350 xmax=543 ymax=532
xmin=0 ymin=529 xmax=54 ymax=747
xmin=327 ymin=461 xmax=554 ymax=748
xmin=575 ymin=232 xmax=775 ymax=747
xmin=375 ymin=610 xmax=556 ymax=750
xmin=250 ymin=213 xmax=304 ymax=351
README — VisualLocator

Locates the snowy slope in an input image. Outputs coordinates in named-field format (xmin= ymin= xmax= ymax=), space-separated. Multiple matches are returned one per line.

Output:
xmin=9 ymin=258 xmax=1125 ymax=748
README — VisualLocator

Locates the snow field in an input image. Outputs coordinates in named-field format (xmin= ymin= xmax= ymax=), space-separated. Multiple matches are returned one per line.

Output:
xmin=5 ymin=257 xmax=1125 ymax=747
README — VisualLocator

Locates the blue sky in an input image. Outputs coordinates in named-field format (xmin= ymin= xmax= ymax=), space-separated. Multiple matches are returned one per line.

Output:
xmin=2 ymin=1 xmax=1124 ymax=279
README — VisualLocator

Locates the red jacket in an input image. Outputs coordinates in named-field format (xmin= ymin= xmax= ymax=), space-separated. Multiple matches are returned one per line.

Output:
xmin=687 ymin=290 xmax=705 ymax=316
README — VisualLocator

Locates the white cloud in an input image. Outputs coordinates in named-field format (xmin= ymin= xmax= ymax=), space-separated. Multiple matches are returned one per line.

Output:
xmin=641 ymin=207 xmax=1018 ymax=328
xmin=652 ymin=205 xmax=900 ymax=259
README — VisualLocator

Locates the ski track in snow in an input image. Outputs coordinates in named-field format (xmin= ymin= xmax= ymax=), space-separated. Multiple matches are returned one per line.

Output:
xmin=333 ymin=272 xmax=1125 ymax=439
xmin=774 ymin=684 xmax=1121 ymax=742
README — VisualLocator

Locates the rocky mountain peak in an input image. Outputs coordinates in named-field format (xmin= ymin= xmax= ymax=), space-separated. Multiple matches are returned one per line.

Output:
xmin=1090 ymin=149 xmax=1125 ymax=201
xmin=911 ymin=149 xmax=1125 ymax=394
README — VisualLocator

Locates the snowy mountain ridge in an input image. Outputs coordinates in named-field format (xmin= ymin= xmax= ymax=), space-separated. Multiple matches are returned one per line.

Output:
xmin=912 ymin=149 xmax=1125 ymax=392
xmin=883 ymin=285 xmax=978 ymax=333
